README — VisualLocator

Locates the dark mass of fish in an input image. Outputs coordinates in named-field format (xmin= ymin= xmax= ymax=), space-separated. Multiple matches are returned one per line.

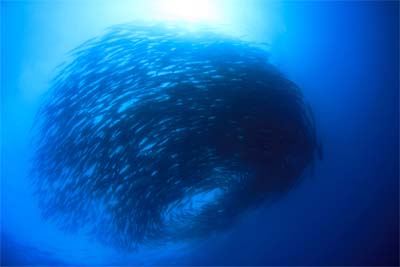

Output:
xmin=31 ymin=24 xmax=320 ymax=250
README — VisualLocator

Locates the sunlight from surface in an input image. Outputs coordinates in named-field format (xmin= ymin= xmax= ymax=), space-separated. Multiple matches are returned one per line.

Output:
xmin=154 ymin=0 xmax=220 ymax=23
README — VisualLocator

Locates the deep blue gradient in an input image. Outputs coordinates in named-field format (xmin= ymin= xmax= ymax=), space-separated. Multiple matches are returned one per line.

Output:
xmin=1 ymin=1 xmax=399 ymax=265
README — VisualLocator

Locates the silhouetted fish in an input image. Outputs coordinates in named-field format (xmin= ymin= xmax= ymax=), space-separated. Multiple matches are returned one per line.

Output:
xmin=31 ymin=24 xmax=320 ymax=250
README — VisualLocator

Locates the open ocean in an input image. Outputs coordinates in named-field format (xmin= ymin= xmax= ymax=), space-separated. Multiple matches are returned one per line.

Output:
xmin=1 ymin=0 xmax=399 ymax=265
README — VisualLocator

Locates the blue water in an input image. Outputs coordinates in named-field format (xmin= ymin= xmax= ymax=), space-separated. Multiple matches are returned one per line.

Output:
xmin=1 ymin=1 xmax=399 ymax=265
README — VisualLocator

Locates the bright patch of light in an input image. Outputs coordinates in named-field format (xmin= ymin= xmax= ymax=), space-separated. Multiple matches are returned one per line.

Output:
xmin=163 ymin=188 xmax=224 ymax=225
xmin=155 ymin=0 xmax=220 ymax=23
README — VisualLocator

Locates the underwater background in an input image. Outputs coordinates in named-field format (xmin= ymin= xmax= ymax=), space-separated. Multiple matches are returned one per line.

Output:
xmin=1 ymin=0 xmax=399 ymax=265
